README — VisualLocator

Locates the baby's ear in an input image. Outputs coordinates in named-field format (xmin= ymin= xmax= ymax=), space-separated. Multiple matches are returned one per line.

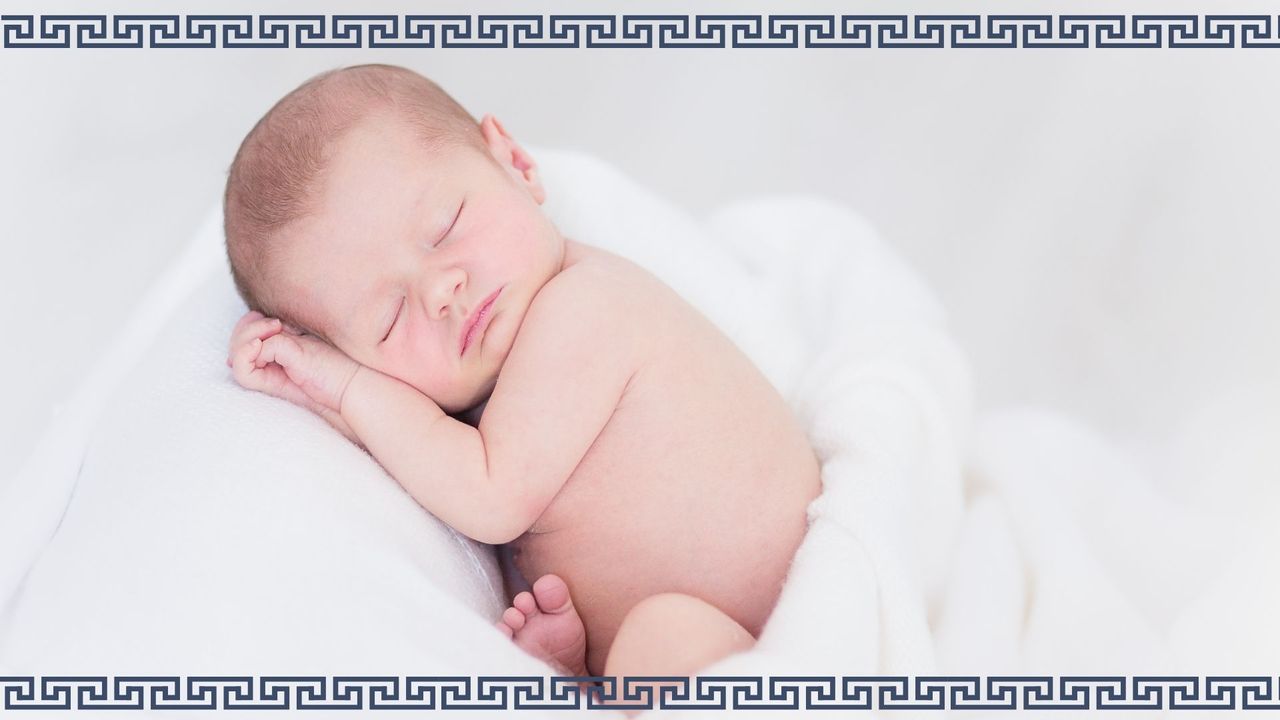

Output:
xmin=480 ymin=114 xmax=545 ymax=204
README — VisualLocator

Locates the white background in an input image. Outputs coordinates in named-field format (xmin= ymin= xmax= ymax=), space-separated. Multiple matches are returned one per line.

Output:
xmin=3 ymin=0 xmax=1279 ymax=485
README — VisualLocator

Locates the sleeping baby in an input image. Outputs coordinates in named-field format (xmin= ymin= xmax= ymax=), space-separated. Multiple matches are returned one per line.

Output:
xmin=223 ymin=64 xmax=820 ymax=679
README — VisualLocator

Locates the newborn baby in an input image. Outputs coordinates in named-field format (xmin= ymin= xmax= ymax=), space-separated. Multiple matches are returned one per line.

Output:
xmin=224 ymin=64 xmax=820 ymax=678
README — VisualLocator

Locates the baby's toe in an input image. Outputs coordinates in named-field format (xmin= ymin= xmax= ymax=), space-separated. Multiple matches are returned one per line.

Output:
xmin=513 ymin=590 xmax=537 ymax=616
xmin=502 ymin=606 xmax=527 ymax=631
xmin=531 ymin=574 xmax=572 ymax=614
xmin=495 ymin=620 xmax=514 ymax=639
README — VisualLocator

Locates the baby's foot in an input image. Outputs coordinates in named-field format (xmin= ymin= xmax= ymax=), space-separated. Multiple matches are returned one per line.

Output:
xmin=495 ymin=574 xmax=588 ymax=676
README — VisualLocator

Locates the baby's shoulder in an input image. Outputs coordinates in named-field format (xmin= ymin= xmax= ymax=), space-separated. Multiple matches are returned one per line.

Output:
xmin=519 ymin=241 xmax=669 ymax=358
xmin=539 ymin=241 xmax=663 ymax=313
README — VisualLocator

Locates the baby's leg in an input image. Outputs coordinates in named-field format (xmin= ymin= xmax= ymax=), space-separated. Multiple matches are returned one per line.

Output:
xmin=604 ymin=593 xmax=755 ymax=678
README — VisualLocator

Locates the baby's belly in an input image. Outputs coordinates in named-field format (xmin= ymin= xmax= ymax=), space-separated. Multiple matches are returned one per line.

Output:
xmin=511 ymin=363 xmax=821 ymax=674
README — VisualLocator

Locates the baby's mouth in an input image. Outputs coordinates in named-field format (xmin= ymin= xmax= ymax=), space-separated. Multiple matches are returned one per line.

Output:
xmin=460 ymin=287 xmax=503 ymax=356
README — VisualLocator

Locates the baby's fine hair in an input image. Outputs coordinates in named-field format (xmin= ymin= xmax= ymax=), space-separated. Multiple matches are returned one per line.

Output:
xmin=223 ymin=64 xmax=481 ymax=326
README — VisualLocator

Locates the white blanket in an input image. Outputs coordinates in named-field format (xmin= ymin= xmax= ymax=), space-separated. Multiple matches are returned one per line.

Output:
xmin=680 ymin=200 xmax=1280 ymax=710
xmin=2 ymin=149 xmax=1275 ymax=716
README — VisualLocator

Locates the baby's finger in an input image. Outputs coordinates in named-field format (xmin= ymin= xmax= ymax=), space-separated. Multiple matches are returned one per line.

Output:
xmin=230 ymin=337 xmax=264 ymax=387
xmin=256 ymin=333 xmax=302 ymax=371
xmin=227 ymin=318 xmax=276 ymax=367
xmin=231 ymin=316 xmax=283 ymax=349
xmin=231 ymin=310 xmax=264 ymax=336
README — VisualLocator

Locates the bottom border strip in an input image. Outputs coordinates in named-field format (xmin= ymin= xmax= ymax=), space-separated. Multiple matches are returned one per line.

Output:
xmin=1 ymin=676 xmax=1278 ymax=711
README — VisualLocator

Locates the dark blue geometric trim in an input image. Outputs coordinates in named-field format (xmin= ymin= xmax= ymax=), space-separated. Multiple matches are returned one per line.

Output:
xmin=4 ymin=14 xmax=1280 ymax=49
xmin=3 ymin=676 xmax=1279 ymax=710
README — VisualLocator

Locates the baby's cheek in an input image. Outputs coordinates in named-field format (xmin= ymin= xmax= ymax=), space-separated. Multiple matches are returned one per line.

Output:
xmin=389 ymin=348 xmax=451 ymax=402
xmin=384 ymin=353 xmax=419 ymax=387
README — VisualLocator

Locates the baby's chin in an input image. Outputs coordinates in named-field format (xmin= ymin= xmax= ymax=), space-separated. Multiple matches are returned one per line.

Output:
xmin=432 ymin=374 xmax=499 ymax=419
xmin=387 ymin=351 xmax=504 ymax=418
xmin=444 ymin=386 xmax=496 ymax=427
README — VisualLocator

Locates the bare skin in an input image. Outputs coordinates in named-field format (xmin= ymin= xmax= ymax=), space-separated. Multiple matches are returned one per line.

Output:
xmin=227 ymin=101 xmax=820 ymax=677
xmin=493 ymin=239 xmax=819 ymax=675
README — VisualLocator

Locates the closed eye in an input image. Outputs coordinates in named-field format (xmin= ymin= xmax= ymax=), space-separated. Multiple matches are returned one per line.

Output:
xmin=434 ymin=198 xmax=465 ymax=247
xmin=380 ymin=298 xmax=404 ymax=344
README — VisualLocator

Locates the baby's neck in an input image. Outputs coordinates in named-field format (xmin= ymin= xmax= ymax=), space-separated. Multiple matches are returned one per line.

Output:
xmin=560 ymin=236 xmax=586 ymax=271
xmin=454 ymin=398 xmax=490 ymax=427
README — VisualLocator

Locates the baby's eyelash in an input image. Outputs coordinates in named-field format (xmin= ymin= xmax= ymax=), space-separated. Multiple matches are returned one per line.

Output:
xmin=381 ymin=298 xmax=404 ymax=343
xmin=434 ymin=199 xmax=465 ymax=247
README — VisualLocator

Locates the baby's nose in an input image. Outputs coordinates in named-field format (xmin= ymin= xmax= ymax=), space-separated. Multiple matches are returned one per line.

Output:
xmin=425 ymin=268 xmax=467 ymax=319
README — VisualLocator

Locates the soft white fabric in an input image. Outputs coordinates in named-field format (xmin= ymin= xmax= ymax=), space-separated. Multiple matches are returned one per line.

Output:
xmin=3 ymin=149 xmax=1275 ymax=719
xmin=673 ymin=196 xmax=1279 ymax=709
xmin=547 ymin=154 xmax=1278 ymax=710
xmin=0 ymin=221 xmax=541 ymax=678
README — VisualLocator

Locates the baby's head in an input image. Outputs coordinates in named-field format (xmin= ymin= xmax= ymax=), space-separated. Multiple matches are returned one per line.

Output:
xmin=225 ymin=64 xmax=565 ymax=413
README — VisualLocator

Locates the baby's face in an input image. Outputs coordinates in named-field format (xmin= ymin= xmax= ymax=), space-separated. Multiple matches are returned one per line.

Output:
xmin=274 ymin=113 xmax=564 ymax=413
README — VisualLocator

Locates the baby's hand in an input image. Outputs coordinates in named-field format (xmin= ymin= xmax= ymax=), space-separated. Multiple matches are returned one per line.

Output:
xmin=227 ymin=311 xmax=363 ymax=441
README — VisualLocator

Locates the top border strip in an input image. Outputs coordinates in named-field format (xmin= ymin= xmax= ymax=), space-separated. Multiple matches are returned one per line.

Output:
xmin=3 ymin=13 xmax=1280 ymax=49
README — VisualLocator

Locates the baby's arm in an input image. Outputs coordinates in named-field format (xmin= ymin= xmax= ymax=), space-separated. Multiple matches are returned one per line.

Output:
xmin=339 ymin=264 xmax=639 ymax=544
xmin=231 ymin=264 xmax=638 ymax=545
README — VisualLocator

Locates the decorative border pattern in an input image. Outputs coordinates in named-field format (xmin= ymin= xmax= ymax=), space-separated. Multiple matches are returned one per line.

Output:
xmin=2 ymin=676 xmax=1280 ymax=711
xmin=5 ymin=14 xmax=1280 ymax=49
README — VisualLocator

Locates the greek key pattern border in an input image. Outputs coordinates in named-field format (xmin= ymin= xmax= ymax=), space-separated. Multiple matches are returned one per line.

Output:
xmin=7 ymin=14 xmax=1280 ymax=49
xmin=3 ymin=676 xmax=1280 ymax=711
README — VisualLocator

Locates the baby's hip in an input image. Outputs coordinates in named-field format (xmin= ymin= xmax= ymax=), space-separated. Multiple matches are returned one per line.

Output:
xmin=513 ymin=505 xmax=809 ymax=658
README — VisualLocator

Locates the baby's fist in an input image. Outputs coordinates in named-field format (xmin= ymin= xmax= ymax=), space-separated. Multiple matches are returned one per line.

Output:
xmin=227 ymin=311 xmax=359 ymax=415
xmin=227 ymin=311 xmax=282 ymax=374
xmin=255 ymin=331 xmax=360 ymax=414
